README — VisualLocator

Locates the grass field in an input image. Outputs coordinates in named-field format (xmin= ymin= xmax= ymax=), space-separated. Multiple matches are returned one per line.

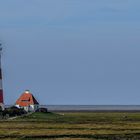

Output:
xmin=1 ymin=112 xmax=140 ymax=139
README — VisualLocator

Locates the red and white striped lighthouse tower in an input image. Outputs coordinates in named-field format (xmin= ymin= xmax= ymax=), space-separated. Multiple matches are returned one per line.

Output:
xmin=0 ymin=43 xmax=4 ymax=110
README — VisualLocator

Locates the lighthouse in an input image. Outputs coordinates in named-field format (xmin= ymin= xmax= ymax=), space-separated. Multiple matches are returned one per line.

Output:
xmin=0 ymin=43 xmax=4 ymax=110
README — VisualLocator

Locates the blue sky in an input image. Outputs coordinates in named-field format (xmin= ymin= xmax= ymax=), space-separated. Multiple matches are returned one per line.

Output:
xmin=0 ymin=0 xmax=140 ymax=105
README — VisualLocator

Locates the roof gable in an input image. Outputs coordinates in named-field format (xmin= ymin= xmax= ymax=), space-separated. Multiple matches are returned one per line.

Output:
xmin=16 ymin=91 xmax=39 ymax=107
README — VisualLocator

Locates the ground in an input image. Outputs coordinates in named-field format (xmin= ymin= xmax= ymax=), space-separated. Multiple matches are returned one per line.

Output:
xmin=1 ymin=112 xmax=140 ymax=139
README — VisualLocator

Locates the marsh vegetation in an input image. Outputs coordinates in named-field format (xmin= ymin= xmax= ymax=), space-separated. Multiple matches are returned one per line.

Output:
xmin=0 ymin=112 xmax=140 ymax=139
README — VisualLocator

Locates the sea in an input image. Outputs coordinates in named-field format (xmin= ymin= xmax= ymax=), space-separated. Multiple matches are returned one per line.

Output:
xmin=6 ymin=105 xmax=140 ymax=112
xmin=41 ymin=105 xmax=140 ymax=112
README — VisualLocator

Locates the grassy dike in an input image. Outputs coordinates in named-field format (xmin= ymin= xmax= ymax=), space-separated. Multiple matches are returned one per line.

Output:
xmin=1 ymin=112 xmax=140 ymax=139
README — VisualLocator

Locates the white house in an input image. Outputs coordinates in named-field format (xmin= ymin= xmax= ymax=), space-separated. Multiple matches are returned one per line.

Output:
xmin=15 ymin=90 xmax=39 ymax=112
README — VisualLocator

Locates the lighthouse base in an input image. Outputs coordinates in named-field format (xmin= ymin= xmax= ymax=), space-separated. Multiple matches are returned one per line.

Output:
xmin=0 ymin=103 xmax=4 ymax=110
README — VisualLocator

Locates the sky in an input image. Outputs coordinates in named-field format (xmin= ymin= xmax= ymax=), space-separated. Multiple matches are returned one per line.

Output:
xmin=0 ymin=0 xmax=140 ymax=105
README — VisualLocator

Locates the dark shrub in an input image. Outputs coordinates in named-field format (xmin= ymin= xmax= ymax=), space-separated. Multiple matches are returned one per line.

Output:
xmin=0 ymin=106 xmax=2 ymax=111
xmin=36 ymin=108 xmax=48 ymax=113
xmin=0 ymin=110 xmax=3 ymax=119
xmin=4 ymin=106 xmax=27 ymax=117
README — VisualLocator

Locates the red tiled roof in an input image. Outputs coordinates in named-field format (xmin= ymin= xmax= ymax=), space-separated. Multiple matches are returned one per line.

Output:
xmin=16 ymin=91 xmax=39 ymax=107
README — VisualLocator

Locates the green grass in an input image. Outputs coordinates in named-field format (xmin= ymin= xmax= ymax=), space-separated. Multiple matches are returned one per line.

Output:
xmin=16 ymin=112 xmax=140 ymax=124
xmin=1 ymin=112 xmax=140 ymax=139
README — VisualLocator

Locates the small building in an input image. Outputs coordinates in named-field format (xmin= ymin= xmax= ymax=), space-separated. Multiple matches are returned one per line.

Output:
xmin=15 ymin=90 xmax=39 ymax=112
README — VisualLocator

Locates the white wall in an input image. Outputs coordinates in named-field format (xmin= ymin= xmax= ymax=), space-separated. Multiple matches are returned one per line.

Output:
xmin=15 ymin=104 xmax=39 ymax=112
